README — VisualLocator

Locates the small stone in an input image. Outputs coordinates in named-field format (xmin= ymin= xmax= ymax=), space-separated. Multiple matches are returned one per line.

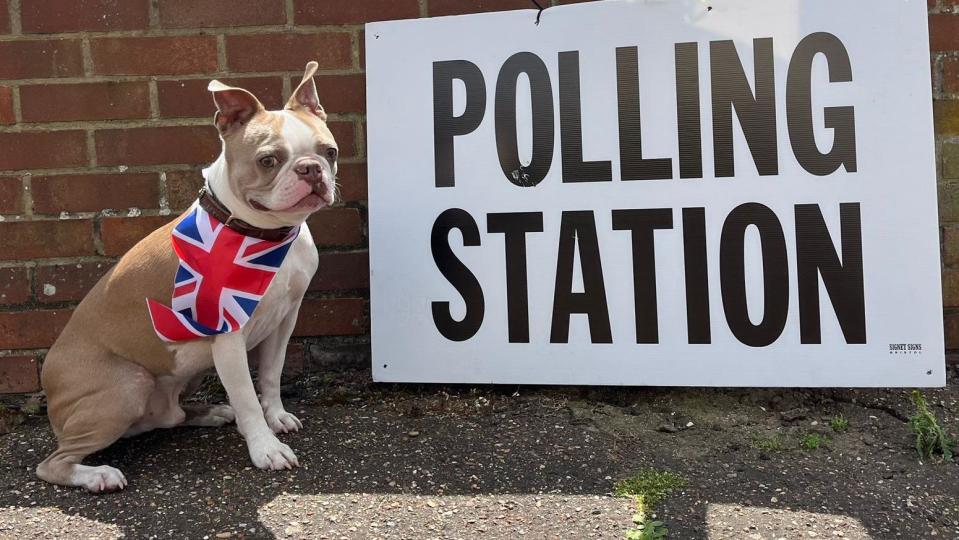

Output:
xmin=780 ymin=408 xmax=807 ymax=422
xmin=657 ymin=423 xmax=679 ymax=433
xmin=407 ymin=431 xmax=420 ymax=437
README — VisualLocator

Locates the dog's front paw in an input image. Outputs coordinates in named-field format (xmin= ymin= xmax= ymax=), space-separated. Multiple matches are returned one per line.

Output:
xmin=265 ymin=409 xmax=303 ymax=434
xmin=247 ymin=434 xmax=299 ymax=470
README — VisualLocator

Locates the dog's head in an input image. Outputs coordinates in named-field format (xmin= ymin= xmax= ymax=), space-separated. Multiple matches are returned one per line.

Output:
xmin=206 ymin=61 xmax=337 ymax=227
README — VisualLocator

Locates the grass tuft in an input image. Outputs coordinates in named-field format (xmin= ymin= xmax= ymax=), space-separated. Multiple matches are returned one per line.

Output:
xmin=615 ymin=469 xmax=686 ymax=539
xmin=614 ymin=469 xmax=687 ymax=507
xmin=830 ymin=414 xmax=849 ymax=433
xmin=799 ymin=433 xmax=828 ymax=451
xmin=750 ymin=432 xmax=785 ymax=452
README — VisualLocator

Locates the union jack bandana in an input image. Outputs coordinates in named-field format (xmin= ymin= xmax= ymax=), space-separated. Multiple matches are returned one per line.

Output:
xmin=147 ymin=203 xmax=299 ymax=342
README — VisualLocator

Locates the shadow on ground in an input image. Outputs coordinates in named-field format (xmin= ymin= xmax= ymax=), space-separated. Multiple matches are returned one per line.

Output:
xmin=0 ymin=365 xmax=957 ymax=539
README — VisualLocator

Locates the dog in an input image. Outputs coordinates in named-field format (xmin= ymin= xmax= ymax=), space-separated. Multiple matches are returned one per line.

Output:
xmin=36 ymin=61 xmax=337 ymax=493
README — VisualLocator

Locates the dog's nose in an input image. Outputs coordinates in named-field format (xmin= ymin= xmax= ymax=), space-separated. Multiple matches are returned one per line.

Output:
xmin=294 ymin=160 xmax=323 ymax=182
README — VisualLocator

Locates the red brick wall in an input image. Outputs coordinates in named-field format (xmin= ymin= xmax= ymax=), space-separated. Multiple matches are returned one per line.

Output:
xmin=924 ymin=0 xmax=959 ymax=364
xmin=0 ymin=0 xmax=955 ymax=393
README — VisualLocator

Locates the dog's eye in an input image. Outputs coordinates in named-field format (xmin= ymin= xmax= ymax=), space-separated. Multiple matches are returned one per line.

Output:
xmin=258 ymin=155 xmax=278 ymax=168
xmin=326 ymin=148 xmax=338 ymax=161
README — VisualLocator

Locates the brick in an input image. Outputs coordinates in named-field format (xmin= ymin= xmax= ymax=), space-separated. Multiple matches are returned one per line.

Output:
xmin=293 ymin=298 xmax=366 ymax=336
xmin=91 ymin=36 xmax=219 ymax=76
xmin=930 ymin=14 xmax=959 ymax=51
xmin=0 ymin=86 xmax=13 ymax=125
xmin=159 ymin=0 xmax=286 ymax=28
xmin=0 ymin=131 xmax=87 ymax=171
xmin=943 ymin=142 xmax=959 ymax=179
xmin=36 ymin=261 xmax=111 ymax=303
xmin=935 ymin=100 xmax=959 ymax=135
xmin=165 ymin=169 xmax=205 ymax=211
xmin=21 ymin=82 xmax=151 ymax=123
xmin=226 ymin=33 xmax=353 ymax=72
xmin=100 ymin=215 xmax=176 ymax=256
xmin=95 ymin=126 xmax=220 ymax=166
xmin=294 ymin=0 xmax=419 ymax=24
xmin=310 ymin=251 xmax=369 ymax=291
xmin=0 ymin=176 xmax=22 ymax=213
xmin=294 ymin=73 xmax=365 ymax=114
xmin=157 ymin=77 xmax=285 ymax=119
xmin=947 ymin=310 xmax=959 ymax=348
xmin=940 ymin=180 xmax=959 ymax=222
xmin=944 ymin=226 xmax=959 ymax=267
xmin=0 ymin=0 xmax=8 ymax=34
xmin=0 ymin=309 xmax=72 ymax=349
xmin=1 ymin=220 xmax=95 ymax=259
xmin=0 ymin=267 xmax=31 ymax=305
xmin=944 ymin=269 xmax=959 ymax=307
xmin=944 ymin=57 xmax=959 ymax=95
xmin=335 ymin=162 xmax=367 ymax=202
xmin=0 ymin=40 xmax=83 ymax=79
xmin=32 ymin=173 xmax=160 ymax=214
xmin=359 ymin=29 xmax=365 ymax=69
xmin=21 ymin=0 xmax=149 ymax=33
xmin=306 ymin=207 xmax=364 ymax=247
xmin=0 ymin=357 xmax=40 ymax=394
xmin=429 ymin=0 xmax=531 ymax=16
xmin=328 ymin=121 xmax=356 ymax=158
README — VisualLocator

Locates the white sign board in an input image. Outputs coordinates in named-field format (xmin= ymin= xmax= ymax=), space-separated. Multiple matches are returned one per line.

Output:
xmin=365 ymin=0 xmax=945 ymax=386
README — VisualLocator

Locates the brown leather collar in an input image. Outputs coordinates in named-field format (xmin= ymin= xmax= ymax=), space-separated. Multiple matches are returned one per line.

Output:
xmin=197 ymin=186 xmax=297 ymax=242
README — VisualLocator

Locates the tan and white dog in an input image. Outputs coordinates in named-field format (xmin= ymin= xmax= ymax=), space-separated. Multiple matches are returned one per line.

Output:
xmin=37 ymin=62 xmax=337 ymax=493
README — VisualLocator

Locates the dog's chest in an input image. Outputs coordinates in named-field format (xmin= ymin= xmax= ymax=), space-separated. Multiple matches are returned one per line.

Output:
xmin=243 ymin=235 xmax=316 ymax=347
xmin=169 ymin=227 xmax=318 ymax=372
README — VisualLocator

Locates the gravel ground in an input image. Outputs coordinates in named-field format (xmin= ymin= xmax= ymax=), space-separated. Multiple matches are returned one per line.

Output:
xmin=0 ymin=364 xmax=957 ymax=539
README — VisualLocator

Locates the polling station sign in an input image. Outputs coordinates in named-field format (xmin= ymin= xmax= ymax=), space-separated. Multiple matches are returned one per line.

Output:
xmin=365 ymin=0 xmax=945 ymax=386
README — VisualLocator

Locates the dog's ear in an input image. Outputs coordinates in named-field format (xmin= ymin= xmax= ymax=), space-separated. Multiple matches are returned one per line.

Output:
xmin=285 ymin=61 xmax=326 ymax=121
xmin=208 ymin=80 xmax=264 ymax=134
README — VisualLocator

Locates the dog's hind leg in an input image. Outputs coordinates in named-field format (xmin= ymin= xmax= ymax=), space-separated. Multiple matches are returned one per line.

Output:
xmin=37 ymin=352 xmax=155 ymax=493
xmin=178 ymin=371 xmax=235 ymax=427
xmin=182 ymin=404 xmax=235 ymax=427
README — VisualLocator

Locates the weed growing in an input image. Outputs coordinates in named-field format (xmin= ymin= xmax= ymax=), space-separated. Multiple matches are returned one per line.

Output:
xmin=750 ymin=432 xmax=785 ymax=452
xmin=615 ymin=469 xmax=686 ymax=539
xmin=799 ymin=433 xmax=829 ymax=451
xmin=908 ymin=390 xmax=955 ymax=461
xmin=830 ymin=415 xmax=849 ymax=433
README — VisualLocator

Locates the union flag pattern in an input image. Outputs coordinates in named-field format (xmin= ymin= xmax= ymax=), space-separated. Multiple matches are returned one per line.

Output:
xmin=146 ymin=204 xmax=299 ymax=342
